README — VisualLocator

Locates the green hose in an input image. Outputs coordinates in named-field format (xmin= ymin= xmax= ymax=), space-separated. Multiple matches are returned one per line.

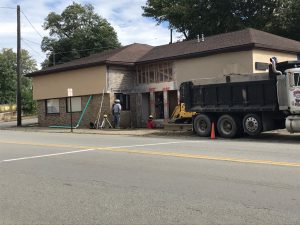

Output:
xmin=49 ymin=95 xmax=93 ymax=129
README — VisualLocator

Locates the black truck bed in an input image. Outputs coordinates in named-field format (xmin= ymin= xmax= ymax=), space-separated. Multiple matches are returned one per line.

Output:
xmin=180 ymin=78 xmax=279 ymax=113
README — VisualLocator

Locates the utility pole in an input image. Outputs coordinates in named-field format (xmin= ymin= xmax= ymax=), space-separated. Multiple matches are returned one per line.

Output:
xmin=169 ymin=28 xmax=173 ymax=44
xmin=70 ymin=97 xmax=73 ymax=133
xmin=17 ymin=5 xmax=22 ymax=126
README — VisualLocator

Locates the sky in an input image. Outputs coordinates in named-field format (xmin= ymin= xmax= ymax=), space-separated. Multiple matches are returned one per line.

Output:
xmin=0 ymin=0 xmax=180 ymax=68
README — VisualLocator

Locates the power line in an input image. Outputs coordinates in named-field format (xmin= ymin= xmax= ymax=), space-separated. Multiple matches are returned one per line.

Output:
xmin=22 ymin=39 xmax=45 ymax=58
xmin=0 ymin=6 xmax=15 ymax=9
xmin=20 ymin=10 xmax=43 ymax=39
xmin=22 ymin=38 xmax=41 ymax=46
xmin=53 ymin=46 xmax=117 ymax=55
xmin=22 ymin=41 xmax=44 ymax=57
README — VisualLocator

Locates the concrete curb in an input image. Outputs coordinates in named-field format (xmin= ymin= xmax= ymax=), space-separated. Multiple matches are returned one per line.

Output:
xmin=0 ymin=125 xmax=196 ymax=138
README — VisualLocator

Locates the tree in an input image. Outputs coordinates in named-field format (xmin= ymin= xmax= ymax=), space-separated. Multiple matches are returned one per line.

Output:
xmin=0 ymin=48 xmax=37 ymax=114
xmin=142 ymin=0 xmax=298 ymax=40
xmin=273 ymin=0 xmax=300 ymax=41
xmin=41 ymin=2 xmax=121 ymax=67
xmin=0 ymin=49 xmax=16 ymax=104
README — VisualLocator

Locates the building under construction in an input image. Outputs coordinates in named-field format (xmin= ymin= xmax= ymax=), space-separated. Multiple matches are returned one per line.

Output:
xmin=27 ymin=28 xmax=300 ymax=128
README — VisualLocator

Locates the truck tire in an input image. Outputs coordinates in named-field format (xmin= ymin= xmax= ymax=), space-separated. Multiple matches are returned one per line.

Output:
xmin=243 ymin=114 xmax=262 ymax=136
xmin=217 ymin=114 xmax=240 ymax=138
xmin=193 ymin=114 xmax=212 ymax=137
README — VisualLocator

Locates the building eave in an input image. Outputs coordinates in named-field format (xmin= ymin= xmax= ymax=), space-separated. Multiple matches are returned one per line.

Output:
xmin=136 ymin=44 xmax=255 ymax=65
xmin=26 ymin=61 xmax=106 ymax=77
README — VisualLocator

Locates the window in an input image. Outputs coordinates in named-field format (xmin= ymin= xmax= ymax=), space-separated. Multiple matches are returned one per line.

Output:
xmin=158 ymin=64 xmax=164 ymax=82
xmin=255 ymin=62 xmax=269 ymax=71
xmin=66 ymin=97 xmax=82 ymax=112
xmin=46 ymin=99 xmax=59 ymax=114
xmin=136 ymin=62 xmax=173 ymax=84
xmin=115 ymin=93 xmax=130 ymax=111
xmin=294 ymin=73 xmax=300 ymax=87
xmin=149 ymin=65 xmax=155 ymax=83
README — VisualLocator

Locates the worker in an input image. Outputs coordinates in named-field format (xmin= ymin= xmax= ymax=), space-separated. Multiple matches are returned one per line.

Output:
xmin=147 ymin=115 xmax=155 ymax=129
xmin=112 ymin=99 xmax=122 ymax=128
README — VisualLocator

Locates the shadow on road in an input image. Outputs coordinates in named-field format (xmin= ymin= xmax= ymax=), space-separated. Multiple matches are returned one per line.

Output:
xmin=239 ymin=132 xmax=300 ymax=145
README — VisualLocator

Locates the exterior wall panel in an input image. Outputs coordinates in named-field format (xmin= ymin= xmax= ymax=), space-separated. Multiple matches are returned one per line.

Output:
xmin=174 ymin=51 xmax=253 ymax=87
xmin=33 ymin=66 xmax=106 ymax=100
xmin=252 ymin=50 xmax=296 ymax=73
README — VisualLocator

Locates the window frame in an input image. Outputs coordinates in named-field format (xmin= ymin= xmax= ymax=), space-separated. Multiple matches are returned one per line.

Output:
xmin=66 ymin=97 xmax=82 ymax=113
xmin=294 ymin=73 xmax=300 ymax=87
xmin=45 ymin=99 xmax=60 ymax=114
xmin=136 ymin=62 xmax=173 ymax=84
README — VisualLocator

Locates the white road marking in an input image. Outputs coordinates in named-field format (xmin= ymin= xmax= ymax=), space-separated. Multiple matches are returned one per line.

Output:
xmin=0 ymin=140 xmax=204 ymax=163
xmin=106 ymin=140 xmax=205 ymax=149
xmin=1 ymin=149 xmax=95 ymax=163
xmin=1 ymin=140 xmax=300 ymax=167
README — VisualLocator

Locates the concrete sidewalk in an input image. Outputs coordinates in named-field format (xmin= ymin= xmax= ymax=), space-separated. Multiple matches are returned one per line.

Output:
xmin=1 ymin=117 xmax=299 ymax=141
xmin=0 ymin=118 xmax=194 ymax=137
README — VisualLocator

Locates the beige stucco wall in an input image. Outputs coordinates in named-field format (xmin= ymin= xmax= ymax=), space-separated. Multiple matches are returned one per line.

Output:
xmin=32 ymin=66 xmax=106 ymax=100
xmin=252 ymin=49 xmax=297 ymax=73
xmin=174 ymin=50 xmax=253 ymax=86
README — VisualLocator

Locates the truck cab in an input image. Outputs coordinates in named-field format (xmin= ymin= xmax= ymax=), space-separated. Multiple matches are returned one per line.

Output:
xmin=284 ymin=68 xmax=300 ymax=132
xmin=287 ymin=69 xmax=300 ymax=114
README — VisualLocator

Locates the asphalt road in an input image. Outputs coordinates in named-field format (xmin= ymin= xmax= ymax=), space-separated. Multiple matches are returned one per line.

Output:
xmin=0 ymin=130 xmax=300 ymax=225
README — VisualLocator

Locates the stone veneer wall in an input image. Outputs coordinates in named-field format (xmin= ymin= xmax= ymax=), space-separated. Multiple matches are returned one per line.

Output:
xmin=108 ymin=66 xmax=135 ymax=93
xmin=107 ymin=66 xmax=136 ymax=128
xmin=37 ymin=93 xmax=133 ymax=128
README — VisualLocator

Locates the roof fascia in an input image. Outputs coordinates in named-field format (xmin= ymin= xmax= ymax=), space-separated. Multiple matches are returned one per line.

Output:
xmin=136 ymin=44 xmax=255 ymax=65
xmin=26 ymin=61 xmax=106 ymax=77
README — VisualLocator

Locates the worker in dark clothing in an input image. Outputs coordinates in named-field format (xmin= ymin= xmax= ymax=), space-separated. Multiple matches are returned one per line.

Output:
xmin=112 ymin=99 xmax=122 ymax=128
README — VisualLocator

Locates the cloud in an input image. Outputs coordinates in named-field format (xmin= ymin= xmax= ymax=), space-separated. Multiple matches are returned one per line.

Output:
xmin=0 ymin=0 xmax=179 ymax=68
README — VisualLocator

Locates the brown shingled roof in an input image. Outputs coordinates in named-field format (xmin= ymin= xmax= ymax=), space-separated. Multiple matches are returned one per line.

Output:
xmin=28 ymin=43 xmax=153 ymax=77
xmin=107 ymin=43 xmax=154 ymax=64
xmin=138 ymin=28 xmax=300 ymax=63
xmin=27 ymin=28 xmax=300 ymax=77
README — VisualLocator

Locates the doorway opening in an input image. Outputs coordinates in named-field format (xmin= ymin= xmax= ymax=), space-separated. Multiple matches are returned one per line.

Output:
xmin=155 ymin=92 xmax=164 ymax=119
xmin=168 ymin=90 xmax=178 ymax=117
xmin=141 ymin=93 xmax=150 ymax=126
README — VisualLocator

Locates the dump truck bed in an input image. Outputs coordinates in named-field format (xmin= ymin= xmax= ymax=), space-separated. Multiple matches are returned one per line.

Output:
xmin=180 ymin=76 xmax=279 ymax=113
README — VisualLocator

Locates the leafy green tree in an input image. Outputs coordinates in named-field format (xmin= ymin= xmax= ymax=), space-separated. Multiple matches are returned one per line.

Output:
xmin=275 ymin=0 xmax=300 ymax=41
xmin=0 ymin=48 xmax=37 ymax=114
xmin=20 ymin=51 xmax=38 ymax=114
xmin=142 ymin=0 xmax=297 ymax=40
xmin=42 ymin=2 xmax=121 ymax=67
xmin=0 ymin=49 xmax=16 ymax=104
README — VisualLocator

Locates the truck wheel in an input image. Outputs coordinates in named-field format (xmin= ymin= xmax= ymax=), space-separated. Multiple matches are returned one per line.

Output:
xmin=193 ymin=114 xmax=212 ymax=137
xmin=217 ymin=115 xmax=239 ymax=138
xmin=243 ymin=114 xmax=262 ymax=136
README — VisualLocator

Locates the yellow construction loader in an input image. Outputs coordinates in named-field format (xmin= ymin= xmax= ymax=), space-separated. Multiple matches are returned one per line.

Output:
xmin=169 ymin=103 xmax=196 ymax=124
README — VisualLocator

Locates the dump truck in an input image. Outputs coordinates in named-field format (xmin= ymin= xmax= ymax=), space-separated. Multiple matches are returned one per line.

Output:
xmin=180 ymin=58 xmax=300 ymax=138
